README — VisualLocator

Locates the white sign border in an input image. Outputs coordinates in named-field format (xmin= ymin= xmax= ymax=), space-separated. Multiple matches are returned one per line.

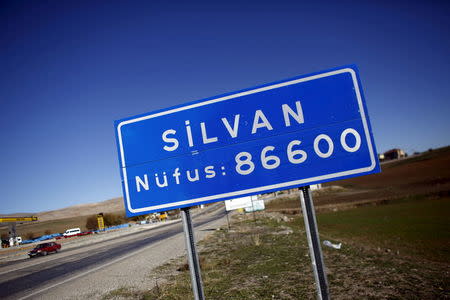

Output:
xmin=117 ymin=68 xmax=377 ymax=213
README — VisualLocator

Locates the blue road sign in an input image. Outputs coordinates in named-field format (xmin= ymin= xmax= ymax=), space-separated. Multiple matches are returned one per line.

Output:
xmin=115 ymin=65 xmax=380 ymax=216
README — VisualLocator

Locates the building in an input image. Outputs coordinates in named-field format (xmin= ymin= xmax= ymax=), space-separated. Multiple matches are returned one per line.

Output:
xmin=383 ymin=148 xmax=407 ymax=160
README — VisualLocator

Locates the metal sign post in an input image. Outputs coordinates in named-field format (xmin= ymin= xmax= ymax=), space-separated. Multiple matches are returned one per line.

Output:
xmin=181 ymin=207 xmax=205 ymax=300
xmin=251 ymin=197 xmax=256 ymax=223
xmin=114 ymin=66 xmax=379 ymax=298
xmin=299 ymin=186 xmax=329 ymax=300
xmin=9 ymin=223 xmax=17 ymax=246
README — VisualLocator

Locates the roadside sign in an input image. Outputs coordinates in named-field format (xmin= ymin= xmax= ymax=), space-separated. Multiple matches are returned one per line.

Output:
xmin=245 ymin=199 xmax=265 ymax=212
xmin=115 ymin=65 xmax=379 ymax=216
xmin=224 ymin=196 xmax=255 ymax=211
xmin=97 ymin=213 xmax=105 ymax=230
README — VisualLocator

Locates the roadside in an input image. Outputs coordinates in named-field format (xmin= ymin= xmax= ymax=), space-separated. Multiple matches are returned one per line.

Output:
xmin=0 ymin=204 xmax=219 ymax=264
xmin=104 ymin=210 xmax=448 ymax=299
xmin=10 ymin=205 xmax=229 ymax=300
xmin=99 ymin=148 xmax=450 ymax=299
xmin=6 ymin=148 xmax=449 ymax=299
xmin=0 ymin=219 xmax=179 ymax=264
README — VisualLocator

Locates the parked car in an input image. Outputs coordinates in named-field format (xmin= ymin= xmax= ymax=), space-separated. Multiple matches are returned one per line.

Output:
xmin=56 ymin=229 xmax=93 ymax=239
xmin=28 ymin=242 xmax=61 ymax=258
xmin=63 ymin=228 xmax=81 ymax=237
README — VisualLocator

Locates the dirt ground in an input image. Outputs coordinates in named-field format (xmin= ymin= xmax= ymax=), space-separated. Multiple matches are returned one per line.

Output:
xmin=265 ymin=146 xmax=450 ymax=212
xmin=318 ymin=147 xmax=450 ymax=204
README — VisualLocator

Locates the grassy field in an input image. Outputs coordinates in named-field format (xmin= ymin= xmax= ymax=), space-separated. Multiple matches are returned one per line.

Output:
xmin=318 ymin=194 xmax=450 ymax=263
xmin=103 ymin=147 xmax=450 ymax=299
xmin=103 ymin=211 xmax=448 ymax=299
xmin=102 ymin=195 xmax=449 ymax=299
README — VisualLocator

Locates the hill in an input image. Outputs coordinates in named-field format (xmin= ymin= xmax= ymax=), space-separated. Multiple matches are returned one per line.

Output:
xmin=0 ymin=197 xmax=125 ymax=238
xmin=36 ymin=197 xmax=125 ymax=222
xmin=266 ymin=146 xmax=450 ymax=212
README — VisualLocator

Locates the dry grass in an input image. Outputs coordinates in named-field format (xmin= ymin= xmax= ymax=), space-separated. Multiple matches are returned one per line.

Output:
xmin=102 ymin=146 xmax=450 ymax=299
xmin=103 ymin=209 xmax=448 ymax=299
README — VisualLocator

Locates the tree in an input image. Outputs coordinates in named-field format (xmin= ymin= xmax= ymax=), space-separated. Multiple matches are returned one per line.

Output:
xmin=103 ymin=213 xmax=126 ymax=226
xmin=86 ymin=213 xmax=126 ymax=230
xmin=86 ymin=215 xmax=98 ymax=230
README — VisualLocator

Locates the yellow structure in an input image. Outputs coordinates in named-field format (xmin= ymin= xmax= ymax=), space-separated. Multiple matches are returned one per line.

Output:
xmin=159 ymin=212 xmax=168 ymax=221
xmin=0 ymin=216 xmax=38 ymax=222
xmin=0 ymin=216 xmax=38 ymax=247
xmin=97 ymin=213 xmax=105 ymax=230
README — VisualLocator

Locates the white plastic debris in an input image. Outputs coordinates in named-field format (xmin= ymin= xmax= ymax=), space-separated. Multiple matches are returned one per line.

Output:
xmin=323 ymin=240 xmax=342 ymax=249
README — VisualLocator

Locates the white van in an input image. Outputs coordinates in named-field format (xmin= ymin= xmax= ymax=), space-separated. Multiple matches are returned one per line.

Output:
xmin=63 ymin=228 xmax=81 ymax=237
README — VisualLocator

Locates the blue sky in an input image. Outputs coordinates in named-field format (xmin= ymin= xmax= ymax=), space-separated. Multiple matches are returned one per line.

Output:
xmin=1 ymin=0 xmax=449 ymax=214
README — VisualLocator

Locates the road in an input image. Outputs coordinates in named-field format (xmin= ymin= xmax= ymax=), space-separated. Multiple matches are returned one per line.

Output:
xmin=0 ymin=205 xmax=227 ymax=299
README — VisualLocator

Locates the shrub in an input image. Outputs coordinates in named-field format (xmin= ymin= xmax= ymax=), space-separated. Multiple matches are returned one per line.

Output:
xmin=128 ymin=214 xmax=147 ymax=222
xmin=86 ymin=215 xmax=98 ymax=230
xmin=86 ymin=213 xmax=126 ymax=229
xmin=25 ymin=232 xmax=36 ymax=240
xmin=103 ymin=213 xmax=126 ymax=226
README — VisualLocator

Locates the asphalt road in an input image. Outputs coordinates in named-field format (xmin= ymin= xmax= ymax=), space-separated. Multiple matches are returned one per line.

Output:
xmin=0 ymin=206 xmax=226 ymax=299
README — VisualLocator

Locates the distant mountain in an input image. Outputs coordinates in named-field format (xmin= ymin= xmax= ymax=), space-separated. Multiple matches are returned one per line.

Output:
xmin=0 ymin=212 xmax=34 ymax=217
xmin=35 ymin=197 xmax=125 ymax=222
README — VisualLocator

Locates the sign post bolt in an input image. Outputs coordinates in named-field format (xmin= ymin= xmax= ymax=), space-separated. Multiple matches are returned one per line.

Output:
xmin=181 ymin=207 xmax=205 ymax=300
xmin=299 ymin=186 xmax=330 ymax=300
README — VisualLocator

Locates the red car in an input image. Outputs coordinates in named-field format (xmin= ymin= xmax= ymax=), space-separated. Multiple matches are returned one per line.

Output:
xmin=28 ymin=242 xmax=61 ymax=258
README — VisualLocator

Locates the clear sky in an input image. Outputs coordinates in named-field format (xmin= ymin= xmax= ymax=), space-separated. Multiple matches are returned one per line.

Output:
xmin=1 ymin=0 xmax=449 ymax=214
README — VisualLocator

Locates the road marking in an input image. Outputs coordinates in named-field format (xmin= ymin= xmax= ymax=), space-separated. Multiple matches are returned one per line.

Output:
xmin=0 ymin=220 xmax=181 ymax=278
xmin=16 ymin=234 xmax=178 ymax=300
xmin=16 ymin=209 xmax=223 ymax=300
xmin=0 ymin=255 xmax=62 ymax=277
